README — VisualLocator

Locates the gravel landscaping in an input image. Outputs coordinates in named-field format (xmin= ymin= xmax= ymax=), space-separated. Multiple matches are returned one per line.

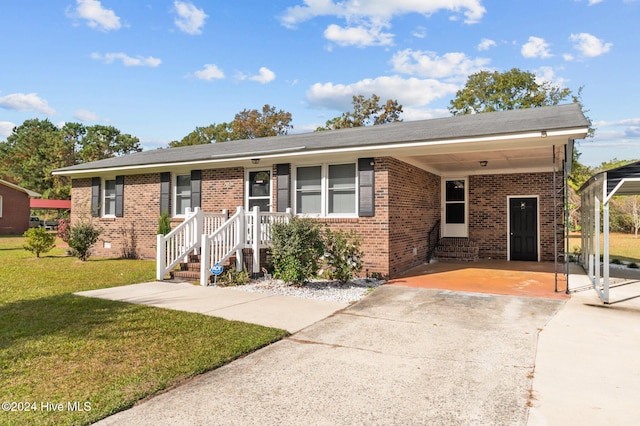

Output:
xmin=229 ymin=277 xmax=385 ymax=304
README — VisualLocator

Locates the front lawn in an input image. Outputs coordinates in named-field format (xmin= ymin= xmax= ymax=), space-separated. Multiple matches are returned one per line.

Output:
xmin=568 ymin=232 xmax=640 ymax=263
xmin=0 ymin=236 xmax=288 ymax=425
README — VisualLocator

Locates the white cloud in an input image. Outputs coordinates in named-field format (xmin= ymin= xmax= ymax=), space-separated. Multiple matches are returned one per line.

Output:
xmin=306 ymin=75 xmax=459 ymax=111
xmin=521 ymin=36 xmax=552 ymax=58
xmin=390 ymin=49 xmax=490 ymax=79
xmin=91 ymin=52 xmax=162 ymax=67
xmin=324 ymin=23 xmax=394 ymax=47
xmin=193 ymin=64 xmax=225 ymax=81
xmin=477 ymin=38 xmax=496 ymax=51
xmin=0 ymin=93 xmax=56 ymax=115
xmin=73 ymin=109 xmax=106 ymax=122
xmin=280 ymin=0 xmax=486 ymax=28
xmin=570 ymin=32 xmax=612 ymax=57
xmin=250 ymin=67 xmax=276 ymax=83
xmin=71 ymin=0 xmax=121 ymax=31
xmin=0 ymin=121 xmax=16 ymax=139
xmin=173 ymin=1 xmax=208 ymax=35
xmin=534 ymin=66 xmax=569 ymax=89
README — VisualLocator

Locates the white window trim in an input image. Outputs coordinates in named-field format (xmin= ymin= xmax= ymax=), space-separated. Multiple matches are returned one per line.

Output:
xmin=245 ymin=168 xmax=273 ymax=212
xmin=102 ymin=178 xmax=116 ymax=218
xmin=173 ymin=173 xmax=191 ymax=217
xmin=441 ymin=177 xmax=469 ymax=238
xmin=293 ymin=162 xmax=358 ymax=218
xmin=0 ymin=195 xmax=3 ymax=218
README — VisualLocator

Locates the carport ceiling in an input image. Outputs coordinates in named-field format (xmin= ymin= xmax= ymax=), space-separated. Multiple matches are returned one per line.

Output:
xmin=397 ymin=144 xmax=564 ymax=175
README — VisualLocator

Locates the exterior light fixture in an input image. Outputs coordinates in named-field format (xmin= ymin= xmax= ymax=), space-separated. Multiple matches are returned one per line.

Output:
xmin=541 ymin=130 xmax=547 ymax=138
xmin=251 ymin=158 xmax=260 ymax=164
xmin=479 ymin=161 xmax=488 ymax=167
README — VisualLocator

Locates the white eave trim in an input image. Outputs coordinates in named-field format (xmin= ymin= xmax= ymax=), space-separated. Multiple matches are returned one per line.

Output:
xmin=53 ymin=127 xmax=588 ymax=177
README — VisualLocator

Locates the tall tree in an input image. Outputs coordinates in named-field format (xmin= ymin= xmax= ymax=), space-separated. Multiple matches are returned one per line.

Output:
xmin=230 ymin=104 xmax=293 ymax=139
xmin=0 ymin=120 xmax=142 ymax=198
xmin=76 ymin=125 xmax=141 ymax=163
xmin=169 ymin=123 xmax=232 ymax=147
xmin=316 ymin=94 xmax=403 ymax=131
xmin=448 ymin=68 xmax=575 ymax=115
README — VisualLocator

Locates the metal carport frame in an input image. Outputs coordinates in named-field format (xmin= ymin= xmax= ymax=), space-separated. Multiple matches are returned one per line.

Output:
xmin=579 ymin=160 xmax=640 ymax=303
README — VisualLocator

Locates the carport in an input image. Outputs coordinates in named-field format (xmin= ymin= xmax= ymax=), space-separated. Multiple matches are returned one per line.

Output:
xmin=579 ymin=160 xmax=640 ymax=303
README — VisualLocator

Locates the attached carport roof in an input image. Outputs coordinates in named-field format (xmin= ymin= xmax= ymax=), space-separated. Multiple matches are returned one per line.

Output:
xmin=53 ymin=103 xmax=590 ymax=177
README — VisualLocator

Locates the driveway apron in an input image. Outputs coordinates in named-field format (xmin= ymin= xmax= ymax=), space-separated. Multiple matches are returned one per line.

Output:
xmin=95 ymin=285 xmax=563 ymax=425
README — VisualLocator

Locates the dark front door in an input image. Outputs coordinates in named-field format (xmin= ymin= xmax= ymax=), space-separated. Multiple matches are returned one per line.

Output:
xmin=509 ymin=197 xmax=538 ymax=261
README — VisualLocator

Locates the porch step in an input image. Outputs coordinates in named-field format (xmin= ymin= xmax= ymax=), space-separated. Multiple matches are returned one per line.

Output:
xmin=434 ymin=237 xmax=479 ymax=262
xmin=169 ymin=254 xmax=235 ymax=283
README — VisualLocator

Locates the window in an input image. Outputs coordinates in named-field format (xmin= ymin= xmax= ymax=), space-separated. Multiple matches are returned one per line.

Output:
xmin=328 ymin=164 xmax=356 ymax=214
xmin=445 ymin=179 xmax=465 ymax=224
xmin=175 ymin=174 xmax=191 ymax=216
xmin=103 ymin=179 xmax=116 ymax=216
xmin=295 ymin=163 xmax=356 ymax=216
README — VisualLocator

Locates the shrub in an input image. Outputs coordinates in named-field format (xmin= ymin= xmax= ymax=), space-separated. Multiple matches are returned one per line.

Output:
xmin=216 ymin=268 xmax=250 ymax=286
xmin=611 ymin=258 xmax=622 ymax=265
xmin=68 ymin=220 xmax=102 ymax=261
xmin=628 ymin=262 xmax=639 ymax=269
xmin=23 ymin=227 xmax=56 ymax=258
xmin=57 ymin=218 xmax=70 ymax=242
xmin=322 ymin=228 xmax=363 ymax=283
xmin=271 ymin=217 xmax=324 ymax=286
xmin=158 ymin=211 xmax=171 ymax=236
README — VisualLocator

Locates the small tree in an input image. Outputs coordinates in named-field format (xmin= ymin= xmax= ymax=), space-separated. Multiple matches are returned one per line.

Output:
xmin=68 ymin=220 xmax=102 ymax=261
xmin=322 ymin=228 xmax=364 ymax=283
xmin=23 ymin=227 xmax=56 ymax=258
xmin=270 ymin=217 xmax=324 ymax=285
xmin=158 ymin=211 xmax=172 ymax=235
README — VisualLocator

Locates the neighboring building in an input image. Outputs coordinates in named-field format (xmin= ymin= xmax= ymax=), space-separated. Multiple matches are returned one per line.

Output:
xmin=53 ymin=104 xmax=589 ymax=278
xmin=0 ymin=180 xmax=41 ymax=235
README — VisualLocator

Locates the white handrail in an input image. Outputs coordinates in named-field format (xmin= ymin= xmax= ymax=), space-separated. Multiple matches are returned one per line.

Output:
xmin=155 ymin=208 xmax=229 ymax=280
xmin=200 ymin=207 xmax=245 ymax=286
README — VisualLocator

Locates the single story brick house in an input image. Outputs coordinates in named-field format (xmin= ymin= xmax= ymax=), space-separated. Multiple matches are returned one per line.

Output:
xmin=0 ymin=179 xmax=41 ymax=235
xmin=53 ymin=104 xmax=589 ymax=280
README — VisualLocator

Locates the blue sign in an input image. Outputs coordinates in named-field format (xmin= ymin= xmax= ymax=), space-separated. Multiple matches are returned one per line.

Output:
xmin=210 ymin=263 xmax=224 ymax=276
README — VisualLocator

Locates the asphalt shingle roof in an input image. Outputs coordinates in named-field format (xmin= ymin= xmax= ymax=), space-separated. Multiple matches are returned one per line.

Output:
xmin=54 ymin=103 xmax=589 ymax=173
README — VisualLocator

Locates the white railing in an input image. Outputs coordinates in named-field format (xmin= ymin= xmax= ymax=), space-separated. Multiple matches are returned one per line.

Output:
xmin=200 ymin=206 xmax=291 ymax=286
xmin=155 ymin=208 xmax=228 ymax=280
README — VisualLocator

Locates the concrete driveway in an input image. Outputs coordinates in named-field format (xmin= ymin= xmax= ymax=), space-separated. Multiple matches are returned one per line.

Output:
xmin=95 ymin=285 xmax=564 ymax=425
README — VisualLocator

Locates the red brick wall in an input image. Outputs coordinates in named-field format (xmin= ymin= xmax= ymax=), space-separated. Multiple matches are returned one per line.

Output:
xmin=0 ymin=184 xmax=31 ymax=234
xmin=70 ymin=169 xmax=245 ymax=259
xmin=469 ymin=172 xmax=563 ymax=261
xmin=387 ymin=158 xmax=440 ymax=276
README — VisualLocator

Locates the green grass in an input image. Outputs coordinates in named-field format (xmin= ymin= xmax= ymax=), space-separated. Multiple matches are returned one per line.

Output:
xmin=569 ymin=232 xmax=640 ymax=263
xmin=0 ymin=236 xmax=288 ymax=425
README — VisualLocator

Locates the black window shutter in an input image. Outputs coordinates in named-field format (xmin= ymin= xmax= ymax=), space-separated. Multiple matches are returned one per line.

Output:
xmin=358 ymin=158 xmax=375 ymax=217
xmin=91 ymin=177 xmax=100 ymax=217
xmin=115 ymin=175 xmax=124 ymax=217
xmin=276 ymin=164 xmax=290 ymax=212
xmin=190 ymin=170 xmax=201 ymax=209
xmin=160 ymin=172 xmax=171 ymax=215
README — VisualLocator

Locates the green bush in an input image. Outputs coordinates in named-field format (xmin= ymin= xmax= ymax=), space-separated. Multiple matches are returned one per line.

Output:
xmin=68 ymin=220 xmax=102 ymax=261
xmin=628 ymin=262 xmax=639 ymax=269
xmin=271 ymin=217 xmax=324 ymax=286
xmin=216 ymin=268 xmax=250 ymax=286
xmin=23 ymin=227 xmax=56 ymax=258
xmin=322 ymin=228 xmax=363 ymax=283
xmin=158 ymin=211 xmax=171 ymax=236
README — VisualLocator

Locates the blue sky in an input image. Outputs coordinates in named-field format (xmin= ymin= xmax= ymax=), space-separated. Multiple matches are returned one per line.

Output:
xmin=1 ymin=0 xmax=638 ymax=167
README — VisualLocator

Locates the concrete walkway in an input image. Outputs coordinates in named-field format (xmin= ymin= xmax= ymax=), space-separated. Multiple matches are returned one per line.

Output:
xmin=76 ymin=282 xmax=348 ymax=333
xmin=79 ymin=268 xmax=640 ymax=425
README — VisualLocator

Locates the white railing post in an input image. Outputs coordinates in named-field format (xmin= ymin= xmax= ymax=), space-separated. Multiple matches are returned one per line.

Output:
xmin=200 ymin=233 xmax=210 ymax=286
xmin=194 ymin=207 xmax=203 ymax=254
xmin=235 ymin=206 xmax=244 ymax=271
xmin=252 ymin=206 xmax=261 ymax=276
xmin=156 ymin=234 xmax=165 ymax=280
